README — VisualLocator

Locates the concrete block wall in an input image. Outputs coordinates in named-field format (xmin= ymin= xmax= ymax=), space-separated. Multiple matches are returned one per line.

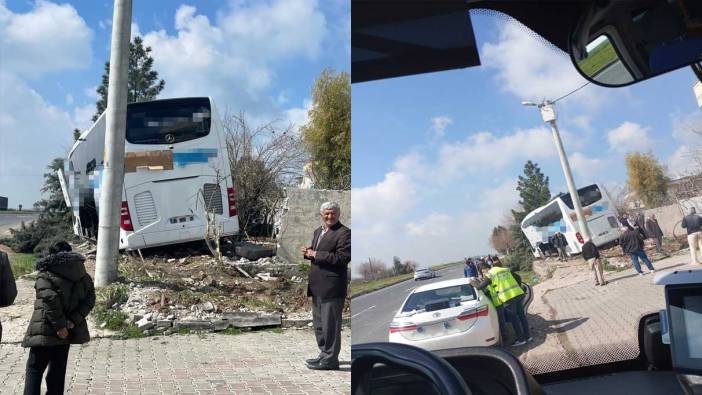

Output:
xmin=643 ymin=196 xmax=702 ymax=237
xmin=276 ymin=188 xmax=351 ymax=265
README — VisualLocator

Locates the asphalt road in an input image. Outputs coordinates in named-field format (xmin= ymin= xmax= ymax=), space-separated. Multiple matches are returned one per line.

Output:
xmin=0 ymin=212 xmax=39 ymax=236
xmin=592 ymin=59 xmax=632 ymax=85
xmin=351 ymin=264 xmax=465 ymax=344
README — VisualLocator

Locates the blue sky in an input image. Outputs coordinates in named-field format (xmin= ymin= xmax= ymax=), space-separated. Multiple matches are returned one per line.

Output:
xmin=351 ymin=12 xmax=702 ymax=273
xmin=0 ymin=0 xmax=349 ymax=208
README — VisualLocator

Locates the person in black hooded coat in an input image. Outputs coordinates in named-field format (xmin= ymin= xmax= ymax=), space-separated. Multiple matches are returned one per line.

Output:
xmin=22 ymin=241 xmax=95 ymax=395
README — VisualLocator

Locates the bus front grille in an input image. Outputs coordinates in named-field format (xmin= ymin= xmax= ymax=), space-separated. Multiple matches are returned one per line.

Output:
xmin=202 ymin=183 xmax=224 ymax=214
xmin=134 ymin=191 xmax=158 ymax=226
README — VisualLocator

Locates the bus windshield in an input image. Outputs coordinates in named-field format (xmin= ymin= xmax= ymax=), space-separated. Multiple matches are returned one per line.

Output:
xmin=523 ymin=201 xmax=563 ymax=228
xmin=126 ymin=98 xmax=211 ymax=144
xmin=559 ymin=184 xmax=602 ymax=210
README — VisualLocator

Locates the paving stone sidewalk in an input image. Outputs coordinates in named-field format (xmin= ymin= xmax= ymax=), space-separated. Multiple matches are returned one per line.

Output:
xmin=517 ymin=252 xmax=697 ymax=375
xmin=0 ymin=328 xmax=350 ymax=394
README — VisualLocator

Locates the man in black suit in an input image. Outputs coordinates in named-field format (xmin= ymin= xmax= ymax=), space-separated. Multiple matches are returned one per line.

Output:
xmin=300 ymin=201 xmax=351 ymax=370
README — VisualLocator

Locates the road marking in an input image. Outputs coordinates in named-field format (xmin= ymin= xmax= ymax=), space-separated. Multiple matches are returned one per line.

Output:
xmin=351 ymin=305 xmax=376 ymax=319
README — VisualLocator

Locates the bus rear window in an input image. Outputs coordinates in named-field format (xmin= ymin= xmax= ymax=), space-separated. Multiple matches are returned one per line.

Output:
xmin=560 ymin=184 xmax=602 ymax=210
xmin=126 ymin=98 xmax=211 ymax=144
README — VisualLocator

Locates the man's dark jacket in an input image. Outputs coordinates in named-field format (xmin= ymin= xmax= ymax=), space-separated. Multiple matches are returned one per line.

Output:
xmin=619 ymin=216 xmax=635 ymax=231
xmin=619 ymin=229 xmax=644 ymax=255
xmin=682 ymin=214 xmax=702 ymax=235
xmin=306 ymin=222 xmax=351 ymax=299
xmin=22 ymin=251 xmax=95 ymax=348
xmin=645 ymin=218 xmax=663 ymax=239
xmin=582 ymin=241 xmax=600 ymax=260
xmin=1 ymin=251 xmax=18 ymax=343
xmin=552 ymin=233 xmax=567 ymax=248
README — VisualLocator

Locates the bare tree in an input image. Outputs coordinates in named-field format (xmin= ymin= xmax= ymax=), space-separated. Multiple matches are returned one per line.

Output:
xmin=224 ymin=113 xmax=308 ymax=238
xmin=490 ymin=225 xmax=514 ymax=255
xmin=604 ymin=183 xmax=631 ymax=214
xmin=358 ymin=258 xmax=389 ymax=281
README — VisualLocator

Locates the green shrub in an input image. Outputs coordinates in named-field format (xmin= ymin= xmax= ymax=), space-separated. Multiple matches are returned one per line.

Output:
xmin=7 ymin=216 xmax=75 ymax=256
xmin=120 ymin=325 xmax=146 ymax=339
xmin=92 ymin=306 xmax=129 ymax=330
xmin=9 ymin=253 xmax=37 ymax=279
xmin=298 ymin=262 xmax=310 ymax=273
xmin=95 ymin=284 xmax=130 ymax=308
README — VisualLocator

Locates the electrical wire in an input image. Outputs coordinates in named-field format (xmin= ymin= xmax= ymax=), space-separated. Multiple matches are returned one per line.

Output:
xmin=553 ymin=81 xmax=591 ymax=103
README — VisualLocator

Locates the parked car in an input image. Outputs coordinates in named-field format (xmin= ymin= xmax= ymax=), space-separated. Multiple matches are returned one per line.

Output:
xmin=413 ymin=268 xmax=436 ymax=281
xmin=388 ymin=278 xmax=500 ymax=350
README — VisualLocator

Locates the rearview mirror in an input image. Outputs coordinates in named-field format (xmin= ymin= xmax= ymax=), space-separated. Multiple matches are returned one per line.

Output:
xmin=571 ymin=0 xmax=702 ymax=87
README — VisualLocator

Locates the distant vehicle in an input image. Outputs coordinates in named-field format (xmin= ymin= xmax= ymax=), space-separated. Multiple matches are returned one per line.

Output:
xmin=521 ymin=183 xmax=621 ymax=258
xmin=389 ymin=278 xmax=500 ymax=350
xmin=61 ymin=97 xmax=239 ymax=251
xmin=414 ymin=268 xmax=437 ymax=281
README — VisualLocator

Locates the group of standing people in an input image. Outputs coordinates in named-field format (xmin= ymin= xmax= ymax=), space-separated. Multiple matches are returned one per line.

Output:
xmin=1 ymin=241 xmax=96 ymax=395
xmin=463 ymin=255 xmax=502 ymax=281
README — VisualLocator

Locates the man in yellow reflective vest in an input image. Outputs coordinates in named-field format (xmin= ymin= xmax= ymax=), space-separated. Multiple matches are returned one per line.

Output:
xmin=484 ymin=281 xmax=508 ymax=342
xmin=471 ymin=263 xmax=532 ymax=347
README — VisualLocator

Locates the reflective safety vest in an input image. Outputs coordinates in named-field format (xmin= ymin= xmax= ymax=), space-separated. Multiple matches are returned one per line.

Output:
xmin=486 ymin=283 xmax=503 ymax=307
xmin=486 ymin=267 xmax=524 ymax=304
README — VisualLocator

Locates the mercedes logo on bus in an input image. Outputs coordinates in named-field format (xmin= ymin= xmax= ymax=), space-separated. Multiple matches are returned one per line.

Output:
xmin=165 ymin=133 xmax=175 ymax=143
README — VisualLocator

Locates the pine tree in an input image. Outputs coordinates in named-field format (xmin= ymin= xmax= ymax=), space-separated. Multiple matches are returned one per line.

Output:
xmin=509 ymin=161 xmax=551 ymax=270
xmin=92 ymin=36 xmax=165 ymax=121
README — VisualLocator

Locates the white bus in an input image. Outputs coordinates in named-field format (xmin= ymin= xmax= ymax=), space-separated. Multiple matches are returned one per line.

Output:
xmin=520 ymin=183 xmax=621 ymax=258
xmin=62 ymin=97 xmax=239 ymax=250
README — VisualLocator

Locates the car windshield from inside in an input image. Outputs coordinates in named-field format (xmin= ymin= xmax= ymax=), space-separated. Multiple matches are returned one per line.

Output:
xmin=350 ymin=5 xmax=700 ymax=383
xmin=401 ymin=285 xmax=476 ymax=314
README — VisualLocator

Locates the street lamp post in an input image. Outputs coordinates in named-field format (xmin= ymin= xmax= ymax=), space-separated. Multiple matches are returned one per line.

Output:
xmin=95 ymin=0 xmax=132 ymax=287
xmin=522 ymin=100 xmax=592 ymax=242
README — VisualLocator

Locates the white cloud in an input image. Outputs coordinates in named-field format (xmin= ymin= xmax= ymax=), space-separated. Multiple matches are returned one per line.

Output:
xmin=434 ymin=127 xmax=555 ymax=181
xmin=481 ymin=20 xmax=599 ymax=105
xmin=607 ymin=121 xmax=653 ymax=153
xmin=141 ymin=1 xmax=327 ymax=115
xmin=65 ymin=94 xmax=74 ymax=105
xmin=0 ymin=71 xmax=74 ymax=207
xmin=83 ymin=86 xmax=100 ymax=101
xmin=0 ymin=0 xmax=92 ymax=79
xmin=431 ymin=116 xmax=453 ymax=137
xmin=130 ymin=22 xmax=141 ymax=39
xmin=668 ymin=145 xmax=702 ymax=178
xmin=352 ymin=181 xmax=518 ymax=271
xmin=98 ymin=18 xmax=111 ymax=30
xmin=671 ymin=111 xmax=702 ymax=145
xmin=478 ymin=179 xmax=519 ymax=213
xmin=406 ymin=213 xmax=452 ymax=236
xmin=569 ymin=152 xmax=607 ymax=184
xmin=282 ymin=99 xmax=312 ymax=133
xmin=352 ymin=172 xmax=416 ymax=226
xmin=666 ymin=110 xmax=702 ymax=178
xmin=72 ymin=104 xmax=95 ymax=132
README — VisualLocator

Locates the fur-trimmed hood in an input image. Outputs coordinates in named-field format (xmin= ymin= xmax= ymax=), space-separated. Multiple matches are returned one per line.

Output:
xmin=35 ymin=251 xmax=87 ymax=282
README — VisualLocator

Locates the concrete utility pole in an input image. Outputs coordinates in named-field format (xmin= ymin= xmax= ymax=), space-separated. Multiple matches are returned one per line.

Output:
xmin=523 ymin=100 xmax=592 ymax=241
xmin=95 ymin=0 xmax=132 ymax=287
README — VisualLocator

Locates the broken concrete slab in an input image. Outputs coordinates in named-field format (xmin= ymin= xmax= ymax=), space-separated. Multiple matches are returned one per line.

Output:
xmin=235 ymin=243 xmax=277 ymax=260
xmin=222 ymin=312 xmax=281 ymax=328
xmin=174 ymin=320 xmax=215 ymax=331
xmin=156 ymin=320 xmax=173 ymax=329
xmin=136 ymin=317 xmax=155 ymax=331
xmin=212 ymin=320 xmax=230 ymax=331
